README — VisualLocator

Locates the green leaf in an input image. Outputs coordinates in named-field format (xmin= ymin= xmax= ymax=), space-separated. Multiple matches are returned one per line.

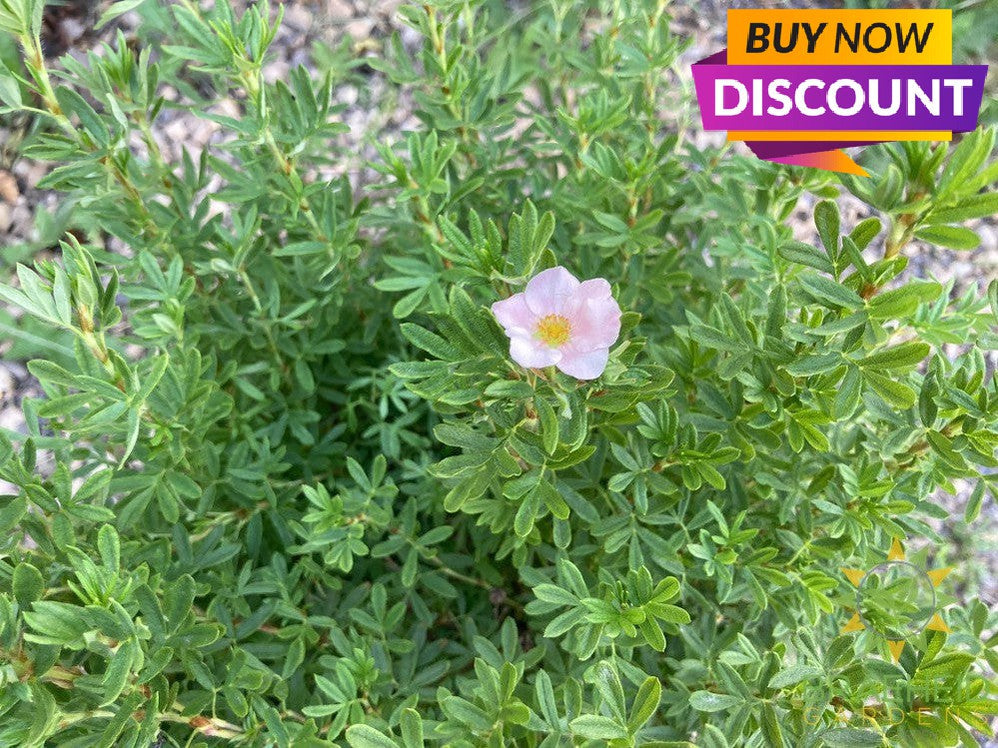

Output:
xmin=538 ymin=479 xmax=569 ymax=520
xmin=135 ymin=354 xmax=170 ymax=402
xmin=639 ymin=616 xmax=666 ymax=651
xmin=13 ymin=562 xmax=45 ymax=606
xmin=253 ymin=697 xmax=290 ymax=748
xmin=926 ymin=192 xmax=998 ymax=223
xmin=0 ymin=495 xmax=27 ymax=533
xmin=814 ymin=200 xmax=840 ymax=259
xmin=858 ymin=342 xmax=929 ymax=370
xmin=52 ymin=268 xmax=71 ymax=325
xmin=281 ymin=637 xmax=305 ymax=680
xmin=778 ymin=241 xmax=833 ymax=273
xmin=914 ymin=225 xmax=980 ymax=250
xmin=836 ymin=365 xmax=862 ymax=417
xmin=514 ymin=488 xmax=541 ymax=538
xmin=401 ymin=323 xmax=463 ymax=361
xmin=96 ymin=0 xmax=149 ymax=29
xmin=98 ymin=524 xmax=120 ymax=573
xmin=54 ymin=87 xmax=108 ymax=146
xmin=863 ymin=371 xmax=917 ymax=408
xmin=101 ymin=639 xmax=134 ymax=705
xmin=399 ymin=709 xmax=423 ymax=748
xmin=536 ymin=397 xmax=559 ymax=455
xmin=913 ymin=652 xmax=974 ymax=681
xmin=785 ymin=354 xmax=840 ymax=376
xmin=543 ymin=607 xmax=587 ymax=638
xmin=401 ymin=546 xmax=418 ymax=588
xmin=569 ymin=714 xmax=628 ymax=740
xmin=768 ymin=665 xmax=822 ymax=689
xmin=867 ymin=282 xmax=941 ymax=319
xmin=0 ymin=69 xmax=21 ymax=108
xmin=688 ymin=691 xmax=742 ymax=712
xmin=799 ymin=273 xmax=863 ymax=309
xmin=27 ymin=359 xmax=78 ymax=388
xmin=442 ymin=696 xmax=492 ymax=730
xmin=273 ymin=241 xmax=327 ymax=257
xmin=535 ymin=670 xmax=560 ymax=726
xmin=849 ymin=217 xmax=882 ymax=250
xmin=345 ymin=725 xmax=400 ymax=748
xmin=592 ymin=661 xmax=627 ymax=723
xmin=965 ymin=480 xmax=986 ymax=524
xmin=393 ymin=287 xmax=428 ymax=318
xmin=485 ymin=380 xmax=534 ymax=398
xmin=533 ymin=584 xmax=578 ymax=606
xmin=24 ymin=683 xmax=58 ymax=746
xmin=627 ymin=676 xmax=661 ymax=732
xmin=417 ymin=525 xmax=453 ymax=546
xmin=958 ymin=699 xmax=998 ymax=716
xmin=819 ymin=728 xmax=885 ymax=747
xmin=651 ymin=604 xmax=690 ymax=625
xmin=507 ymin=201 xmax=555 ymax=275
xmin=761 ymin=703 xmax=784 ymax=748
xmin=938 ymin=128 xmax=992 ymax=197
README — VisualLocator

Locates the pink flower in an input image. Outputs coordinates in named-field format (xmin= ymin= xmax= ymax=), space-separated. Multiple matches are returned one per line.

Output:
xmin=491 ymin=266 xmax=622 ymax=380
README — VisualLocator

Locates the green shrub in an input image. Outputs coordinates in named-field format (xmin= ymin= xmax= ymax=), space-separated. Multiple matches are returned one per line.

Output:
xmin=0 ymin=0 xmax=996 ymax=746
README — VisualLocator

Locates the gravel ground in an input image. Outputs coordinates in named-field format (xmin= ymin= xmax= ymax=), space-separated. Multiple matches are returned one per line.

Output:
xmin=1 ymin=0 xmax=996 ymax=676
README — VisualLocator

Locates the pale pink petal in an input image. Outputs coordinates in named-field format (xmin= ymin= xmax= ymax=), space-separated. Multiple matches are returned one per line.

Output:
xmin=556 ymin=347 xmax=609 ymax=380
xmin=560 ymin=277 xmax=612 ymax=319
xmin=524 ymin=266 xmax=580 ymax=316
xmin=577 ymin=278 xmax=612 ymax=301
xmin=567 ymin=295 xmax=622 ymax=352
xmin=491 ymin=293 xmax=535 ymax=336
xmin=494 ymin=267 xmax=621 ymax=378
xmin=509 ymin=335 xmax=562 ymax=369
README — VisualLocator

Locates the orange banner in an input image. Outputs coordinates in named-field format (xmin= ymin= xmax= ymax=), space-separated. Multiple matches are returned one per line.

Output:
xmin=727 ymin=9 xmax=951 ymax=66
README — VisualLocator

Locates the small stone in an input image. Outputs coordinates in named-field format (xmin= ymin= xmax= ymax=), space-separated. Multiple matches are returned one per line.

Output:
xmin=60 ymin=18 xmax=87 ymax=45
xmin=23 ymin=161 xmax=48 ymax=189
xmin=977 ymin=223 xmax=996 ymax=254
xmin=345 ymin=18 xmax=375 ymax=40
xmin=215 ymin=98 xmax=241 ymax=118
xmin=0 ymin=405 xmax=25 ymax=434
xmin=339 ymin=85 xmax=358 ymax=106
xmin=282 ymin=4 xmax=313 ymax=31
xmin=0 ymin=360 xmax=26 ymax=379
xmin=10 ymin=204 xmax=30 ymax=235
xmin=264 ymin=61 xmax=290 ymax=85
xmin=163 ymin=120 xmax=188 ymax=145
xmin=326 ymin=0 xmax=353 ymax=20
xmin=401 ymin=25 xmax=420 ymax=48
xmin=0 ymin=366 xmax=13 ymax=399
xmin=0 ymin=171 xmax=18 ymax=203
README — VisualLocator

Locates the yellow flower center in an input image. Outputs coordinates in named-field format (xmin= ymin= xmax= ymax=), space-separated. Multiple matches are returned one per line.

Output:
xmin=535 ymin=314 xmax=572 ymax=347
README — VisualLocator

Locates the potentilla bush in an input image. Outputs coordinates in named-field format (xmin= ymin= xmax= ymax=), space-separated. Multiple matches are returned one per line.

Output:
xmin=0 ymin=0 xmax=996 ymax=746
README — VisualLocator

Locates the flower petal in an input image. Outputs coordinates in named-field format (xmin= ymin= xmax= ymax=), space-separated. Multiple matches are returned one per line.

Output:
xmin=577 ymin=278 xmax=612 ymax=301
xmin=567 ymin=293 xmax=621 ymax=352
xmin=491 ymin=293 xmax=535 ymax=336
xmin=509 ymin=335 xmax=562 ymax=368
xmin=556 ymin=347 xmax=609 ymax=380
xmin=524 ymin=266 xmax=580 ymax=316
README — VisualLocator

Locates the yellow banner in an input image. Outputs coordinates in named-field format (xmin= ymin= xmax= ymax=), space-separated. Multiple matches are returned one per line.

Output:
xmin=727 ymin=10 xmax=951 ymax=66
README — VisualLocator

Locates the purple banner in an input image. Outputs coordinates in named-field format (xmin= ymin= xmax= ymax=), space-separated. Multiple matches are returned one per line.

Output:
xmin=692 ymin=50 xmax=987 ymax=133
